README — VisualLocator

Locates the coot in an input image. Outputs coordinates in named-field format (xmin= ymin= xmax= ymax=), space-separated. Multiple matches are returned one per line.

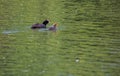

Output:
xmin=48 ymin=23 xmax=57 ymax=31
xmin=31 ymin=20 xmax=49 ymax=29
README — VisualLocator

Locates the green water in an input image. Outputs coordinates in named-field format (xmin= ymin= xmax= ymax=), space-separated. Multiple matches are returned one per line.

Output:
xmin=0 ymin=0 xmax=120 ymax=76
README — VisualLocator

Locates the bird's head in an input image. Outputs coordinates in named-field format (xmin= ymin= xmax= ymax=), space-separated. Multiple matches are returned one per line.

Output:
xmin=53 ymin=23 xmax=58 ymax=27
xmin=42 ymin=19 xmax=49 ymax=25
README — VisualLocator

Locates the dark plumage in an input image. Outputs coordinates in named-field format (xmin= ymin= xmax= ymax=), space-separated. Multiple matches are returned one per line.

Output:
xmin=31 ymin=20 xmax=49 ymax=29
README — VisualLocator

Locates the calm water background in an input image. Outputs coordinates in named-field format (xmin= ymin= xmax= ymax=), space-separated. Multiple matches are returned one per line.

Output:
xmin=0 ymin=0 xmax=120 ymax=76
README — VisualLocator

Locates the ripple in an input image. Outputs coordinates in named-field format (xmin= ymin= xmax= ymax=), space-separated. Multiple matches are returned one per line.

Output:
xmin=2 ymin=30 xmax=19 ymax=34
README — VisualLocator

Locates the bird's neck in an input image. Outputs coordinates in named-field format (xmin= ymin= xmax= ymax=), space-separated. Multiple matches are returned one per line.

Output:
xmin=43 ymin=23 xmax=47 ymax=25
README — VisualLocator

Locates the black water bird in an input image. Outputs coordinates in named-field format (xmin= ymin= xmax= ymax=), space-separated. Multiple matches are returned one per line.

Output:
xmin=31 ymin=20 xmax=49 ymax=29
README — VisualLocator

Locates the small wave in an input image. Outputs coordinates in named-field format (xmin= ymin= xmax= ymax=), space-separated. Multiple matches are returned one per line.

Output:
xmin=2 ymin=30 xmax=19 ymax=34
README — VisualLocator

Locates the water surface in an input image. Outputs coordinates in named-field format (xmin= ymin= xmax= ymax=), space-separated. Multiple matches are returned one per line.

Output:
xmin=0 ymin=0 xmax=120 ymax=76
